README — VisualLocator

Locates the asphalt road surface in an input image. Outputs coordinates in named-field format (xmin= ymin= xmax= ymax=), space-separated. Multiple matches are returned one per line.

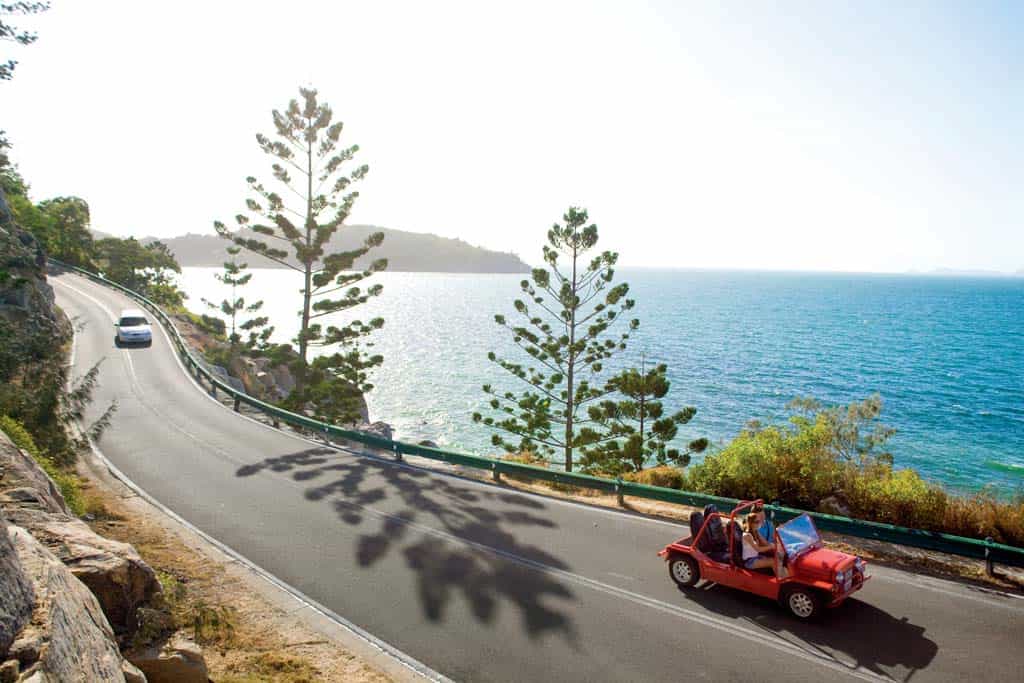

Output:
xmin=53 ymin=269 xmax=1024 ymax=682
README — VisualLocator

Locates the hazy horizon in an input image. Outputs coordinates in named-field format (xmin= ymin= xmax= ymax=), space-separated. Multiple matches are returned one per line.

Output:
xmin=4 ymin=1 xmax=1022 ymax=273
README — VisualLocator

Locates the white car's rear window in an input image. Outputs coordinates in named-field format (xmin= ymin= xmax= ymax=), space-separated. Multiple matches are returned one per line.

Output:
xmin=119 ymin=317 xmax=149 ymax=326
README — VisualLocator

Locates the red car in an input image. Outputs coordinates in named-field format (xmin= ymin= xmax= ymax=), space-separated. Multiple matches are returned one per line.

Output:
xmin=658 ymin=500 xmax=870 ymax=619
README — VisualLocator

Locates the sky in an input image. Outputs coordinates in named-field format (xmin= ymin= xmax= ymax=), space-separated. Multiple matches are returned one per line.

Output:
xmin=3 ymin=0 xmax=1022 ymax=272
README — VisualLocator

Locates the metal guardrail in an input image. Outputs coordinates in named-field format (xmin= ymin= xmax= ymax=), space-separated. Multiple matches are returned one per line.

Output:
xmin=51 ymin=259 xmax=1024 ymax=569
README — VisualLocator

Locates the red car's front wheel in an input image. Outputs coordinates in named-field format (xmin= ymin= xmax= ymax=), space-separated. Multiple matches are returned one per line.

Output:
xmin=668 ymin=555 xmax=700 ymax=588
xmin=781 ymin=585 xmax=822 ymax=620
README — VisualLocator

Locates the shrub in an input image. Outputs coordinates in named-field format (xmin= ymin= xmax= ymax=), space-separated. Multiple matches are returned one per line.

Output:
xmin=681 ymin=397 xmax=1024 ymax=547
xmin=0 ymin=414 xmax=85 ymax=515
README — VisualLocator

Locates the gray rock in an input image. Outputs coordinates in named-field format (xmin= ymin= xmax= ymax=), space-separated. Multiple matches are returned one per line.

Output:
xmin=0 ymin=432 xmax=69 ymax=516
xmin=3 ymin=507 xmax=160 ymax=637
xmin=270 ymin=363 xmax=296 ymax=396
xmin=8 ymin=525 xmax=127 ymax=682
xmin=359 ymin=421 xmax=394 ymax=441
xmin=418 ymin=440 xmax=439 ymax=449
xmin=122 ymin=660 xmax=147 ymax=683
xmin=0 ymin=513 xmax=34 ymax=659
xmin=129 ymin=633 xmax=208 ymax=683
xmin=819 ymin=494 xmax=852 ymax=518
xmin=0 ymin=431 xmax=160 ymax=637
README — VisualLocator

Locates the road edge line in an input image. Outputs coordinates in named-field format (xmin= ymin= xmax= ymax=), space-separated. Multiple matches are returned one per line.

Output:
xmin=59 ymin=300 xmax=452 ymax=683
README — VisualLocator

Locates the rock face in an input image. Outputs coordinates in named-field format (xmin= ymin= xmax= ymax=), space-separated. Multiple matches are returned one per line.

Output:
xmin=0 ymin=438 xmax=70 ymax=517
xmin=0 ymin=211 xmax=65 ymax=349
xmin=0 ymin=432 xmax=160 ymax=637
xmin=0 ymin=513 xmax=34 ymax=660
xmin=4 ymin=523 xmax=129 ymax=682
xmin=3 ymin=507 xmax=160 ymax=637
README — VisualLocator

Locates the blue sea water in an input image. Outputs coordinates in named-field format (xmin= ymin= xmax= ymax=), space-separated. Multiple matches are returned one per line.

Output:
xmin=180 ymin=268 xmax=1024 ymax=493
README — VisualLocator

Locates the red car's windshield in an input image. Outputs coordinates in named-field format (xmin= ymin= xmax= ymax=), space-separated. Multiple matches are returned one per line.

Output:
xmin=776 ymin=514 xmax=822 ymax=561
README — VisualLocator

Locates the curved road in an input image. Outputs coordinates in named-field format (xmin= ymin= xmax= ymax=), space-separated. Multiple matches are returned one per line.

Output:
xmin=53 ymin=270 xmax=1023 ymax=682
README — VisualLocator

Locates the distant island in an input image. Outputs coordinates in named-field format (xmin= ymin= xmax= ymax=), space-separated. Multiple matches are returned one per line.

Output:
xmin=922 ymin=268 xmax=1024 ymax=278
xmin=95 ymin=226 xmax=531 ymax=273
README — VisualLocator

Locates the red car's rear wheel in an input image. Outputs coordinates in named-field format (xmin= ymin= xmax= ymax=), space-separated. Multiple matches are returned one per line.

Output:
xmin=668 ymin=555 xmax=700 ymax=588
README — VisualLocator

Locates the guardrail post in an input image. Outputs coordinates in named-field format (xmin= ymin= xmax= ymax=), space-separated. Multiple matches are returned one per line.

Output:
xmin=616 ymin=477 xmax=624 ymax=507
xmin=492 ymin=462 xmax=501 ymax=482
xmin=985 ymin=536 xmax=996 ymax=577
xmin=233 ymin=396 xmax=240 ymax=412
xmin=210 ymin=383 xmax=217 ymax=398
xmin=272 ymin=419 xmax=280 ymax=429
xmin=393 ymin=443 xmax=402 ymax=462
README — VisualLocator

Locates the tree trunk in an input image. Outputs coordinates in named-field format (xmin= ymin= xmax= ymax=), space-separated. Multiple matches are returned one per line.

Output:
xmin=298 ymin=128 xmax=314 ymax=372
xmin=564 ymin=242 xmax=578 ymax=472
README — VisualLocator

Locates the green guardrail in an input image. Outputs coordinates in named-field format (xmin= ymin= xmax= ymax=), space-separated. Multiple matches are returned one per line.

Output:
xmin=50 ymin=259 xmax=1024 ymax=569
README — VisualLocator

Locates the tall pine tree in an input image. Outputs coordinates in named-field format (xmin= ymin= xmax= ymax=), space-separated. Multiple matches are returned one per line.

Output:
xmin=216 ymin=88 xmax=386 ymax=423
xmin=202 ymin=245 xmax=272 ymax=351
xmin=473 ymin=207 xmax=638 ymax=471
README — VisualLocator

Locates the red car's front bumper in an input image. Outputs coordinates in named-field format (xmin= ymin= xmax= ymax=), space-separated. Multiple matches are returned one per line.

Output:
xmin=827 ymin=574 xmax=871 ymax=607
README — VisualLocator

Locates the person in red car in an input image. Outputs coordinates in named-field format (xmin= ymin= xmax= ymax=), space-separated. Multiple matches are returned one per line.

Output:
xmin=742 ymin=511 xmax=775 ymax=572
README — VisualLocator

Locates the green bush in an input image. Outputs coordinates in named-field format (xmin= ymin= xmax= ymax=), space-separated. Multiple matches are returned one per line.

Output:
xmin=1 ymin=414 xmax=85 ymax=516
xmin=680 ymin=397 xmax=1024 ymax=547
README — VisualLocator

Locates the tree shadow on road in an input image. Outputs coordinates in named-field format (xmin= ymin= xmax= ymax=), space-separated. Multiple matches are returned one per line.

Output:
xmin=676 ymin=582 xmax=938 ymax=680
xmin=237 ymin=447 xmax=579 ymax=644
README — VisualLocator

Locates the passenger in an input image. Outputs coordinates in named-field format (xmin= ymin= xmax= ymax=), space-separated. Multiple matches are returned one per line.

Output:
xmin=742 ymin=511 xmax=775 ymax=572
xmin=757 ymin=508 xmax=775 ymax=550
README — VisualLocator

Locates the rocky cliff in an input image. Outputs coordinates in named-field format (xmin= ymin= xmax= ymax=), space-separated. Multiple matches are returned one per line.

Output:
xmin=0 ymin=429 xmax=211 ymax=682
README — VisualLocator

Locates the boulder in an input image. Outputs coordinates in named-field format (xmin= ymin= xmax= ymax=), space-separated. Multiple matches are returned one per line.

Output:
xmin=0 ymin=513 xmax=34 ymax=658
xmin=121 ymin=660 xmax=147 ymax=683
xmin=129 ymin=633 xmax=208 ymax=683
xmin=270 ymin=363 xmax=296 ymax=396
xmin=418 ymin=440 xmax=439 ymax=449
xmin=2 ymin=507 xmax=160 ymax=637
xmin=359 ymin=421 xmax=393 ymax=441
xmin=819 ymin=494 xmax=852 ymax=518
xmin=6 ymin=525 xmax=127 ymax=682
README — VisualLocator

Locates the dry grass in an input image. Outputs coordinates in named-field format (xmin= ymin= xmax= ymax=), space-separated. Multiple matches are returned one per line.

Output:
xmin=77 ymin=479 xmax=390 ymax=682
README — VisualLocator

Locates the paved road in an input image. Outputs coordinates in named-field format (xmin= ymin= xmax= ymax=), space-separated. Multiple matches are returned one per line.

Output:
xmin=53 ymin=270 xmax=1024 ymax=682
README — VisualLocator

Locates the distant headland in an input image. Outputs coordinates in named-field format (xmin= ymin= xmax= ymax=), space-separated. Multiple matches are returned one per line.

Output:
xmin=95 ymin=226 xmax=531 ymax=273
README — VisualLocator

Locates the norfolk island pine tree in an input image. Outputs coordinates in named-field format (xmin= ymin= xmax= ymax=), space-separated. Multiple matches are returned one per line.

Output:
xmin=474 ymin=207 xmax=639 ymax=472
xmin=214 ymin=88 xmax=386 ymax=423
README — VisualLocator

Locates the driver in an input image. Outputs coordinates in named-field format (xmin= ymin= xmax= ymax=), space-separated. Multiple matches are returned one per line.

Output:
xmin=742 ymin=511 xmax=775 ymax=572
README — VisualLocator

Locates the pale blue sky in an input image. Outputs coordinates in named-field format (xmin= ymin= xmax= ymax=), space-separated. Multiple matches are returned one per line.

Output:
xmin=3 ymin=1 xmax=1021 ymax=272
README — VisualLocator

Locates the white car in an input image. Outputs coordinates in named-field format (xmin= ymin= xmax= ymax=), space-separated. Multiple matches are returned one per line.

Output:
xmin=115 ymin=308 xmax=153 ymax=346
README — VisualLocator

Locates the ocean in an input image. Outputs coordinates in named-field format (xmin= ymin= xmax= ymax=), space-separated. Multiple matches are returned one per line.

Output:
xmin=179 ymin=267 xmax=1024 ymax=493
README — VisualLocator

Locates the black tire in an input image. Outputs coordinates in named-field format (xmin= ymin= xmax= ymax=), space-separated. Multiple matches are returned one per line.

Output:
xmin=668 ymin=555 xmax=700 ymax=588
xmin=780 ymin=585 xmax=822 ymax=620
xmin=114 ymin=336 xmax=122 ymax=348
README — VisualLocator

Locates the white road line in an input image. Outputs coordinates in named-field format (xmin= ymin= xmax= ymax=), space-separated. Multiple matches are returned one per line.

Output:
xmin=56 ymin=287 xmax=449 ymax=683
xmin=56 ymin=272 xmax=1024 ymax=615
xmin=53 ymin=271 xmax=1024 ymax=677
xmin=57 ymin=272 xmax=889 ymax=681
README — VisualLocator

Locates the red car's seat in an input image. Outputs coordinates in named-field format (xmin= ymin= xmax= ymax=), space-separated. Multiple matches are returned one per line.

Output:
xmin=689 ymin=511 xmax=708 ymax=550
xmin=728 ymin=520 xmax=745 ymax=566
